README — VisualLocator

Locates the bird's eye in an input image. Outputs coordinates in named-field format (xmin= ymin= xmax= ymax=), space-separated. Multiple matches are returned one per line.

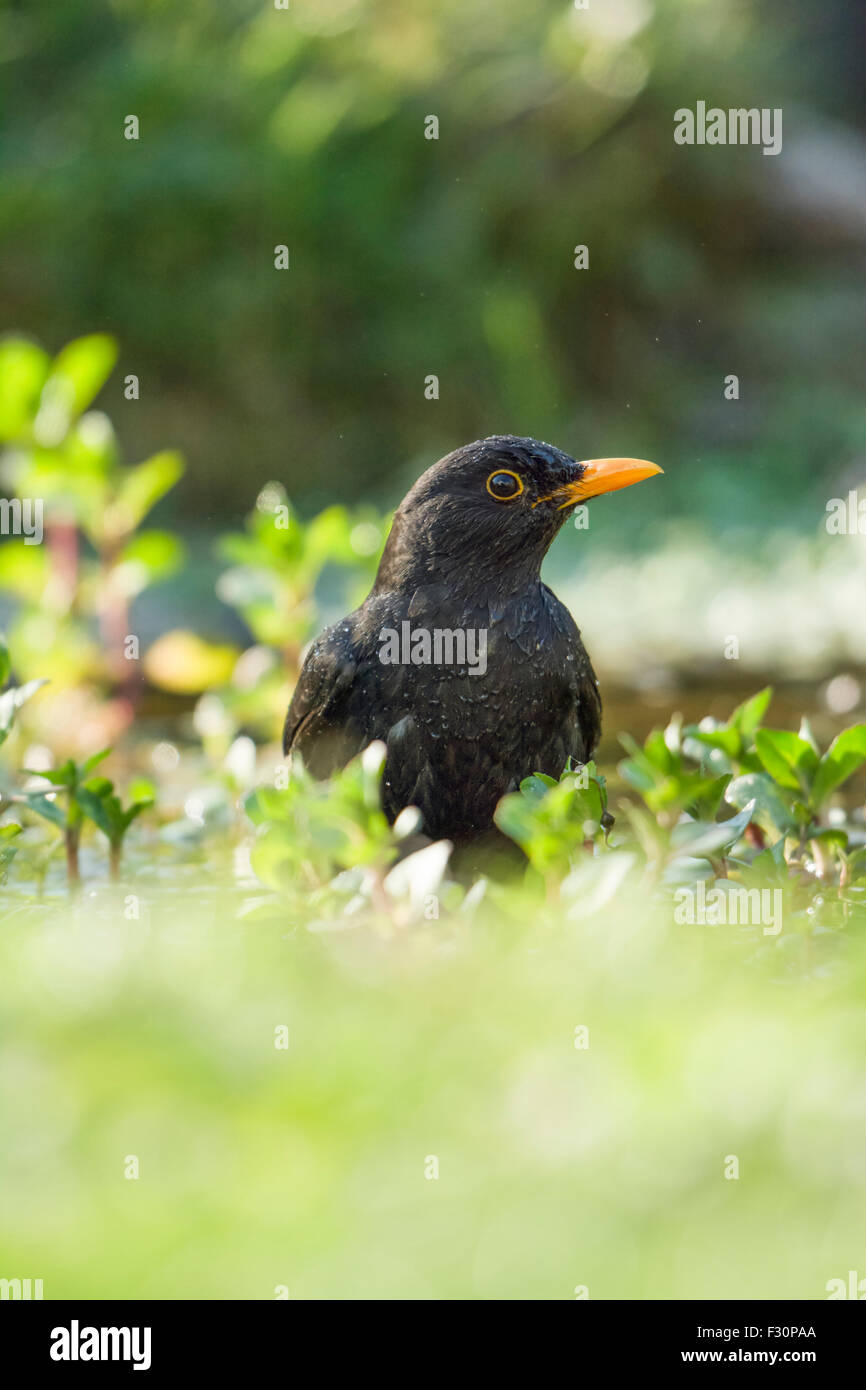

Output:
xmin=486 ymin=469 xmax=524 ymax=502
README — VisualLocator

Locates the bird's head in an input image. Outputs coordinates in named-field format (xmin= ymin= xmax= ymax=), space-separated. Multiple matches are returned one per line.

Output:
xmin=374 ymin=435 xmax=662 ymax=596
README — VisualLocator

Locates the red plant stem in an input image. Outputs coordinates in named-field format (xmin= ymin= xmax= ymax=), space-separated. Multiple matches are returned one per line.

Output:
xmin=65 ymin=826 xmax=80 ymax=888
xmin=47 ymin=520 xmax=79 ymax=613
xmin=99 ymin=546 xmax=141 ymax=708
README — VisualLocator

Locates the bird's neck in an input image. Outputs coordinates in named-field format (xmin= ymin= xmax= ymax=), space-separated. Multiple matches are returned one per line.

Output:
xmin=373 ymin=515 xmax=545 ymax=603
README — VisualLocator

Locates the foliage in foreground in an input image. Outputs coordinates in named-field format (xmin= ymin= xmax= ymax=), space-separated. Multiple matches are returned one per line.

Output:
xmin=1 ymin=856 xmax=865 ymax=1299
xmin=241 ymin=688 xmax=866 ymax=954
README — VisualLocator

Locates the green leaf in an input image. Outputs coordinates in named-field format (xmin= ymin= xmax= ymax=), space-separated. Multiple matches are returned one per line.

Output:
xmin=25 ymin=793 xmax=67 ymax=829
xmin=730 ymin=687 xmax=772 ymax=736
xmin=618 ymin=756 xmax=656 ymax=795
xmin=809 ymin=828 xmax=848 ymax=853
xmin=0 ymin=337 xmax=50 ymax=439
xmin=811 ymin=725 xmax=866 ymax=808
xmin=728 ymin=772 xmax=795 ymax=834
xmin=112 ymin=451 xmax=184 ymax=532
xmin=754 ymin=729 xmax=819 ymax=794
xmin=643 ymin=728 xmax=676 ymax=773
xmin=0 ymin=821 xmax=22 ymax=879
xmin=82 ymin=748 xmax=112 ymax=775
xmin=519 ymin=772 xmax=558 ymax=800
xmin=123 ymin=798 xmax=153 ymax=830
xmin=798 ymin=716 xmax=821 ymax=758
xmin=77 ymin=787 xmax=115 ymax=839
xmin=689 ymin=726 xmax=741 ymax=759
xmin=47 ymin=761 xmax=79 ymax=791
xmin=66 ymin=411 xmax=118 ymax=476
xmin=0 ymin=542 xmax=48 ymax=600
xmin=83 ymin=776 xmax=114 ymax=797
xmin=48 ymin=334 xmax=117 ymax=419
xmin=118 ymin=530 xmax=185 ymax=587
xmin=741 ymin=836 xmax=789 ymax=885
xmin=725 ymin=772 xmax=796 ymax=836
xmin=0 ymin=677 xmax=48 ymax=745
xmin=686 ymin=773 xmax=731 ymax=821
xmin=128 ymin=778 xmax=156 ymax=803
xmin=669 ymin=800 xmax=756 ymax=859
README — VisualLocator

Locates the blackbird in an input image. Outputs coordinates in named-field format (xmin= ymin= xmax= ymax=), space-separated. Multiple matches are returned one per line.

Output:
xmin=284 ymin=435 xmax=661 ymax=842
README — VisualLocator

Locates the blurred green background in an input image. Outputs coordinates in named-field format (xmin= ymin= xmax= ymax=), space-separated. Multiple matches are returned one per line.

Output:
xmin=1 ymin=0 xmax=863 ymax=522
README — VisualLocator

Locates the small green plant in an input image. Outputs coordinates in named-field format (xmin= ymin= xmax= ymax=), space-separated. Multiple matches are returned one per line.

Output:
xmin=77 ymin=776 xmax=155 ymax=881
xmin=607 ymin=689 xmax=866 ymax=938
xmin=197 ymin=485 xmax=387 ymax=736
xmin=23 ymin=750 xmax=111 ymax=885
xmin=20 ymin=751 xmax=154 ymax=885
xmin=217 ymin=484 xmax=386 ymax=659
xmin=494 ymin=761 xmax=611 ymax=882
xmin=245 ymin=742 xmax=421 ymax=909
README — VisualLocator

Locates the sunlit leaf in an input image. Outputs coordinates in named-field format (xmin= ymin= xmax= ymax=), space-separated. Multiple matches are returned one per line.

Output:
xmin=811 ymin=725 xmax=866 ymax=808
xmin=0 ymin=337 xmax=50 ymax=439
xmin=108 ymin=451 xmax=184 ymax=534
xmin=755 ymin=728 xmax=819 ymax=794
xmin=669 ymin=800 xmax=755 ymax=859
xmin=730 ymin=687 xmax=772 ymax=736
xmin=47 ymin=334 xmax=118 ymax=419
xmin=725 ymin=771 xmax=796 ymax=837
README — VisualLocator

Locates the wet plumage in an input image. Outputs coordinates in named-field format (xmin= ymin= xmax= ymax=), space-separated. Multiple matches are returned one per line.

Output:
xmin=284 ymin=435 xmax=661 ymax=842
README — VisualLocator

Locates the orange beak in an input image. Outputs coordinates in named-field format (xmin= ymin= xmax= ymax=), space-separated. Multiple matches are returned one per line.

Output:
xmin=534 ymin=458 xmax=663 ymax=509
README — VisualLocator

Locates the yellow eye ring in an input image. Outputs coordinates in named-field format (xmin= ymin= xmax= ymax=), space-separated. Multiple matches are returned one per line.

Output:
xmin=486 ymin=469 xmax=524 ymax=502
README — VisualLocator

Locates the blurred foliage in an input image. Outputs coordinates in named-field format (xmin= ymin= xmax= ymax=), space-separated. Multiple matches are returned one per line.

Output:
xmin=240 ymin=688 xmax=866 ymax=933
xmin=201 ymin=481 xmax=386 ymax=734
xmin=0 ymin=332 xmax=389 ymax=747
xmin=0 ymin=0 xmax=863 ymax=528
xmin=246 ymin=740 xmax=421 ymax=904
xmin=216 ymin=485 xmax=384 ymax=655
xmin=0 ymin=332 xmax=185 ymax=752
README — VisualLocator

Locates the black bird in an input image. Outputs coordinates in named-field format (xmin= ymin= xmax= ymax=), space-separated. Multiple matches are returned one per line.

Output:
xmin=284 ymin=436 xmax=661 ymax=842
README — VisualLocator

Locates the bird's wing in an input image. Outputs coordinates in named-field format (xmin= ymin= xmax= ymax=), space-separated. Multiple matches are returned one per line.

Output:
xmin=282 ymin=622 xmax=371 ymax=776
xmin=573 ymin=658 xmax=602 ymax=762
xmin=541 ymin=583 xmax=603 ymax=763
